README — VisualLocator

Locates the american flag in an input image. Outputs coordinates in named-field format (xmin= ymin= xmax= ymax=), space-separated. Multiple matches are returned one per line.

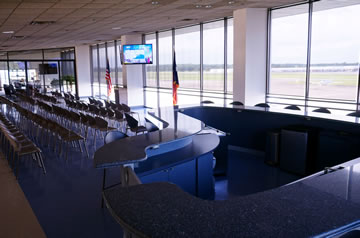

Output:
xmin=105 ymin=58 xmax=112 ymax=97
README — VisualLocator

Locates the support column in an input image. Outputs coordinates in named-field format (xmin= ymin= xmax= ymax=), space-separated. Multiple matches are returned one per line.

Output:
xmin=121 ymin=34 xmax=144 ymax=107
xmin=75 ymin=45 xmax=92 ymax=97
xmin=233 ymin=8 xmax=267 ymax=106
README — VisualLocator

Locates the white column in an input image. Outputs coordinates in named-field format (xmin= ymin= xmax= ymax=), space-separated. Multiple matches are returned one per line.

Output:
xmin=233 ymin=8 xmax=267 ymax=106
xmin=75 ymin=45 xmax=92 ymax=97
xmin=121 ymin=34 xmax=144 ymax=107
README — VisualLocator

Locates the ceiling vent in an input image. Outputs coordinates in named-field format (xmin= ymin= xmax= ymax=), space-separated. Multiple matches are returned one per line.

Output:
xmin=30 ymin=21 xmax=56 ymax=25
xmin=180 ymin=18 xmax=195 ymax=21
xmin=11 ymin=35 xmax=26 ymax=39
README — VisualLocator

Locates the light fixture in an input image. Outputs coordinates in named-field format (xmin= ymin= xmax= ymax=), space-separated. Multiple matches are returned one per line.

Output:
xmin=2 ymin=31 xmax=14 ymax=34
xmin=195 ymin=5 xmax=202 ymax=8
xmin=151 ymin=1 xmax=159 ymax=5
xmin=205 ymin=5 xmax=212 ymax=8
xmin=112 ymin=27 xmax=122 ymax=30
xmin=228 ymin=1 xmax=235 ymax=4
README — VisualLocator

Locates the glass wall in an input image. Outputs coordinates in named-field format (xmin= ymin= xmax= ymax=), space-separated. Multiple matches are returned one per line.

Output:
xmin=158 ymin=31 xmax=173 ymax=88
xmin=203 ymin=20 xmax=225 ymax=92
xmin=145 ymin=34 xmax=157 ymax=87
xmin=269 ymin=5 xmax=309 ymax=97
xmin=267 ymin=1 xmax=360 ymax=112
xmin=309 ymin=2 xmax=360 ymax=101
xmin=90 ymin=40 xmax=123 ymax=100
xmin=227 ymin=18 xmax=233 ymax=93
xmin=175 ymin=25 xmax=201 ymax=89
xmin=144 ymin=18 xmax=233 ymax=103
xmin=0 ymin=47 xmax=76 ymax=94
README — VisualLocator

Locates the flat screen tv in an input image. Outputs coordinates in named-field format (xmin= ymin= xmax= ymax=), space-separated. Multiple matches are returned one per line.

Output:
xmin=122 ymin=44 xmax=153 ymax=65
xmin=39 ymin=63 xmax=58 ymax=74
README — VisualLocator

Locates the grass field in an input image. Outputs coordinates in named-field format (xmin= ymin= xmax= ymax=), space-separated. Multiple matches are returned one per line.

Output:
xmin=147 ymin=71 xmax=357 ymax=87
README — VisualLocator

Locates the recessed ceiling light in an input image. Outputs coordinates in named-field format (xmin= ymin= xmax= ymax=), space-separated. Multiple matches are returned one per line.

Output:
xmin=195 ymin=5 xmax=202 ymax=8
xmin=228 ymin=1 xmax=235 ymax=4
xmin=205 ymin=5 xmax=212 ymax=8
xmin=112 ymin=27 xmax=122 ymax=30
xmin=151 ymin=1 xmax=159 ymax=5
xmin=2 ymin=31 xmax=14 ymax=34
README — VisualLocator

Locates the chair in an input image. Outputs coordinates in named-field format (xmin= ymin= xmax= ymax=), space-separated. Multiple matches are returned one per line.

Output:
xmin=313 ymin=107 xmax=331 ymax=114
xmin=201 ymin=100 xmax=214 ymax=104
xmin=254 ymin=103 xmax=270 ymax=108
xmin=93 ymin=116 xmax=116 ymax=147
xmin=284 ymin=105 xmax=301 ymax=111
xmin=124 ymin=113 xmax=147 ymax=135
xmin=347 ymin=111 xmax=360 ymax=117
xmin=230 ymin=101 xmax=243 ymax=106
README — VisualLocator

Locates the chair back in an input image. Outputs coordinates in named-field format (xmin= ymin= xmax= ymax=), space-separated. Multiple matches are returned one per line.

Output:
xmin=95 ymin=116 xmax=108 ymax=128
xmin=115 ymin=110 xmax=124 ymax=120
xmin=347 ymin=111 xmax=360 ymax=117
xmin=230 ymin=101 xmax=243 ymax=106
xmin=313 ymin=107 xmax=331 ymax=114
xmin=254 ymin=103 xmax=270 ymax=108
xmin=201 ymin=100 xmax=214 ymax=104
xmin=125 ymin=113 xmax=138 ymax=129
xmin=104 ymin=131 xmax=128 ymax=144
xmin=285 ymin=105 xmax=301 ymax=110
xmin=122 ymin=104 xmax=131 ymax=112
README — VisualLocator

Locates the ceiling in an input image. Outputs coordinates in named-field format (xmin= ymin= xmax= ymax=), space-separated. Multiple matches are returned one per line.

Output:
xmin=0 ymin=0 xmax=307 ymax=51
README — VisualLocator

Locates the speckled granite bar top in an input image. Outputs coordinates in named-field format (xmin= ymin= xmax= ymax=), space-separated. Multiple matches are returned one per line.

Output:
xmin=103 ymin=163 xmax=360 ymax=238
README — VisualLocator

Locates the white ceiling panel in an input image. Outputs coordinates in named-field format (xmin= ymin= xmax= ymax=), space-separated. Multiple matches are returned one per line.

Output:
xmin=0 ymin=0 xmax=356 ymax=51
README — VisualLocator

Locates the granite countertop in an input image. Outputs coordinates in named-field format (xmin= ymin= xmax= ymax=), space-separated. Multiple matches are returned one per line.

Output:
xmin=103 ymin=161 xmax=360 ymax=237
xmin=94 ymin=107 xmax=203 ymax=169
xmin=134 ymin=133 xmax=219 ymax=176
xmin=181 ymin=104 xmax=360 ymax=125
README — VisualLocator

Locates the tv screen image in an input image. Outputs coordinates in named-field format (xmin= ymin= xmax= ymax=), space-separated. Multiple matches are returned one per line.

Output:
xmin=39 ymin=63 xmax=58 ymax=74
xmin=122 ymin=44 xmax=153 ymax=65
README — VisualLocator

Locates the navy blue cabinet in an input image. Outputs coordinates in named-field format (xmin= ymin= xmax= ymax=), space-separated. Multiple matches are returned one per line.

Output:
xmin=197 ymin=153 xmax=215 ymax=199
xmin=140 ymin=160 xmax=196 ymax=195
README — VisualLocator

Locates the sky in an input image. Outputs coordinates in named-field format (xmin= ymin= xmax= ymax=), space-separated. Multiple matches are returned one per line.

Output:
xmin=147 ymin=3 xmax=359 ymax=65
xmin=271 ymin=3 xmax=360 ymax=64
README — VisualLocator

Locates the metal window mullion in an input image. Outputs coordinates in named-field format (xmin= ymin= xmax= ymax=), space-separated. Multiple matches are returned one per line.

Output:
xmin=356 ymin=62 xmax=360 ymax=111
xmin=305 ymin=2 xmax=313 ymax=109
xmin=7 ymin=53 xmax=10 ymax=84
xmin=90 ymin=46 xmax=94 ymax=97
xmin=142 ymin=35 xmax=146 ymax=106
xmin=200 ymin=23 xmax=204 ymax=93
xmin=224 ymin=18 xmax=228 ymax=95
xmin=97 ymin=44 xmax=100 ymax=98
xmin=156 ymin=32 xmax=160 ymax=88
xmin=266 ymin=9 xmax=272 ymax=100
xmin=115 ymin=40 xmax=119 ymax=86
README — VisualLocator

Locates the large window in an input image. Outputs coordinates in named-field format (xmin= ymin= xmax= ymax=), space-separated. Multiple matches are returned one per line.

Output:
xmin=145 ymin=34 xmax=157 ymax=87
xmin=227 ymin=18 xmax=233 ymax=93
xmin=0 ymin=48 xmax=76 ymax=94
xmin=90 ymin=40 xmax=122 ymax=99
xmin=268 ymin=1 xmax=360 ymax=111
xmin=158 ymin=31 xmax=172 ymax=88
xmin=269 ymin=5 xmax=309 ymax=97
xmin=175 ymin=25 xmax=200 ymax=89
xmin=309 ymin=2 xmax=360 ymax=101
xmin=144 ymin=18 xmax=233 ymax=104
xmin=203 ymin=20 xmax=225 ymax=92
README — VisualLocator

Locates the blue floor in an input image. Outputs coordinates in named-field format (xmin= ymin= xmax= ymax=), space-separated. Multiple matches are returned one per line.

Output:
xmin=15 ymin=136 xmax=124 ymax=238
xmin=215 ymin=149 xmax=301 ymax=200
xmin=8 ymin=114 xmax=301 ymax=237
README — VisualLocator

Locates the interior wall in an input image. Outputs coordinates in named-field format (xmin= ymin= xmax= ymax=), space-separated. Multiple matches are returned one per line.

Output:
xmin=121 ymin=34 xmax=144 ymax=107
xmin=75 ymin=45 xmax=92 ymax=97
xmin=233 ymin=8 xmax=267 ymax=106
